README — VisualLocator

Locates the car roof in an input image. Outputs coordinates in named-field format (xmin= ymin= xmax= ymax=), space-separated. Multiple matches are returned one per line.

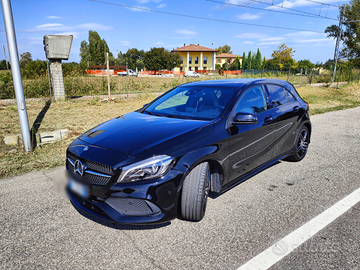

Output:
xmin=181 ymin=78 xmax=293 ymax=90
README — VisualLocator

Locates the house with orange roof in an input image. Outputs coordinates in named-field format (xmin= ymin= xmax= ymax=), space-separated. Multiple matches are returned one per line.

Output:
xmin=216 ymin=53 xmax=243 ymax=66
xmin=171 ymin=44 xmax=218 ymax=72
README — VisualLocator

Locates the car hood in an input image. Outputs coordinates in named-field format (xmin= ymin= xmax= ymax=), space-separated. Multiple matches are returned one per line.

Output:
xmin=79 ymin=111 xmax=213 ymax=159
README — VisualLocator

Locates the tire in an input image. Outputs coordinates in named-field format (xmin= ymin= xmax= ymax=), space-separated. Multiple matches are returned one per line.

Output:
xmin=181 ymin=162 xmax=210 ymax=222
xmin=286 ymin=125 xmax=310 ymax=162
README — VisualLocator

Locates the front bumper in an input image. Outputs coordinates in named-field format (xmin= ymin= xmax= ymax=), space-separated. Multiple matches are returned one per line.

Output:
xmin=67 ymin=168 xmax=184 ymax=225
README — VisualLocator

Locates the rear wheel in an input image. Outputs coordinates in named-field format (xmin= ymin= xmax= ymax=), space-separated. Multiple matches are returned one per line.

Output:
xmin=286 ymin=125 xmax=309 ymax=162
xmin=181 ymin=162 xmax=210 ymax=222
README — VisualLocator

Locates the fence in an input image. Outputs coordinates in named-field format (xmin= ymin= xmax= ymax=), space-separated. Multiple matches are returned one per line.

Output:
xmin=1 ymin=67 xmax=359 ymax=99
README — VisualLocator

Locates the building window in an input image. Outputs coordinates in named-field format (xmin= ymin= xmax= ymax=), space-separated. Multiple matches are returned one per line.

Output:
xmin=204 ymin=57 xmax=207 ymax=65
xmin=195 ymin=57 xmax=198 ymax=64
xmin=195 ymin=67 xmax=198 ymax=71
xmin=189 ymin=57 xmax=192 ymax=64
xmin=217 ymin=59 xmax=221 ymax=63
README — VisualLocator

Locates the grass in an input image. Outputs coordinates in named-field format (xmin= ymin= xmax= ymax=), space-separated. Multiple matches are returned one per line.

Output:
xmin=1 ymin=82 xmax=360 ymax=179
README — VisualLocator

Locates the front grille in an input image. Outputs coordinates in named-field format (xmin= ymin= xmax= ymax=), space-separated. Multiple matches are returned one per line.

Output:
xmin=105 ymin=197 xmax=161 ymax=216
xmin=67 ymin=152 xmax=114 ymax=186
xmin=67 ymin=151 xmax=114 ymax=175
xmin=83 ymin=172 xmax=111 ymax=186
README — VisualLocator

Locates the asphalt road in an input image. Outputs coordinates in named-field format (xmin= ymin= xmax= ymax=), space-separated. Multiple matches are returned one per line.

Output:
xmin=1 ymin=107 xmax=359 ymax=270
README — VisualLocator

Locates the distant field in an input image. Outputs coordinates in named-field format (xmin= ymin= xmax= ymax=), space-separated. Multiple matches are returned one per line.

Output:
xmin=1 ymin=82 xmax=360 ymax=179
xmin=1 ymin=70 xmax=351 ymax=99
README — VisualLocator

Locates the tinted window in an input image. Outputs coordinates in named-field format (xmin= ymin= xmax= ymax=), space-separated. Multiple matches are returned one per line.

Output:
xmin=267 ymin=85 xmax=288 ymax=107
xmin=235 ymin=86 xmax=266 ymax=115
xmin=285 ymin=90 xmax=295 ymax=102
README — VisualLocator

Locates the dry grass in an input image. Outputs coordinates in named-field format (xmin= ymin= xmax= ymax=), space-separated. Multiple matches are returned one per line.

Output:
xmin=1 ymin=83 xmax=360 ymax=179
xmin=0 ymin=94 xmax=158 ymax=178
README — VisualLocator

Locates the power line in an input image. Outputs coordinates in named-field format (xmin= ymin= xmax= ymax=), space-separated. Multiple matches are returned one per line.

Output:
xmin=207 ymin=0 xmax=338 ymax=20
xmin=303 ymin=0 xmax=340 ymax=8
xmin=89 ymin=0 xmax=324 ymax=33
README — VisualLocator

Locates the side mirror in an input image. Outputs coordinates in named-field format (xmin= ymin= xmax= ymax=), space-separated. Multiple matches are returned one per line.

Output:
xmin=232 ymin=112 xmax=258 ymax=125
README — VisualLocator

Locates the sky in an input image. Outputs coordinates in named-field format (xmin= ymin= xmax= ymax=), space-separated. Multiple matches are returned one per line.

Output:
xmin=0 ymin=0 xmax=349 ymax=64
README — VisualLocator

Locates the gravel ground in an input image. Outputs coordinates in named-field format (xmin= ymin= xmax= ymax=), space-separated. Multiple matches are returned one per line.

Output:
xmin=1 ymin=106 xmax=359 ymax=270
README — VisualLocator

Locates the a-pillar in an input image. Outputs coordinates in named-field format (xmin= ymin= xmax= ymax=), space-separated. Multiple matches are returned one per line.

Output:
xmin=49 ymin=59 xmax=65 ymax=100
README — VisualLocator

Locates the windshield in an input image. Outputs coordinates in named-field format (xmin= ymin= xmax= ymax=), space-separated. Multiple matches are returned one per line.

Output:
xmin=144 ymin=86 xmax=236 ymax=120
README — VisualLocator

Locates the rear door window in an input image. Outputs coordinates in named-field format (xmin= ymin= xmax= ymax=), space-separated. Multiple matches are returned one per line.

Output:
xmin=266 ymin=84 xmax=288 ymax=107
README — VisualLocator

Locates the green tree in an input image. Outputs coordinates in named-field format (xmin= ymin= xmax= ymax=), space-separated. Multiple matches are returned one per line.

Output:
xmin=117 ymin=48 xmax=145 ymax=70
xmin=245 ymin=51 xmax=252 ymax=69
xmin=0 ymin=60 xmax=10 ymax=70
xmin=143 ymin=47 xmax=168 ymax=70
xmin=241 ymin=52 xmax=246 ymax=69
xmin=271 ymin=44 xmax=295 ymax=64
xmin=234 ymin=56 xmax=241 ymax=70
xmin=216 ymin=45 xmax=232 ymax=55
xmin=165 ymin=51 xmax=182 ymax=70
xmin=264 ymin=57 xmax=281 ymax=70
xmin=21 ymin=59 xmax=47 ymax=78
xmin=325 ymin=0 xmax=360 ymax=66
xmin=79 ymin=40 xmax=89 ymax=70
xmin=254 ymin=49 xmax=262 ymax=70
xmin=19 ymin=52 xmax=32 ymax=68
xmin=298 ymin=60 xmax=314 ymax=70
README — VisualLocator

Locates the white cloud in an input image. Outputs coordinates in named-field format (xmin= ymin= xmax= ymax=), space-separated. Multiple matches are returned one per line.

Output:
xmin=243 ymin=41 xmax=254 ymax=44
xmin=235 ymin=33 xmax=267 ymax=39
xmin=126 ymin=6 xmax=151 ymax=12
xmin=236 ymin=13 xmax=262 ymax=20
xmin=35 ymin=23 xmax=64 ymax=29
xmin=173 ymin=29 xmax=197 ymax=36
xmin=258 ymin=36 xmax=285 ymax=42
xmin=258 ymin=41 xmax=283 ymax=46
xmin=47 ymin=16 xmax=62 ymax=19
xmin=157 ymin=4 xmax=167 ymax=8
xmin=121 ymin=41 xmax=131 ymax=47
xmin=24 ymin=23 xmax=112 ymax=33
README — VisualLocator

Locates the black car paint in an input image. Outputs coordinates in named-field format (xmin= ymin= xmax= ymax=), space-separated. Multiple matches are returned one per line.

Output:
xmin=66 ymin=79 xmax=311 ymax=224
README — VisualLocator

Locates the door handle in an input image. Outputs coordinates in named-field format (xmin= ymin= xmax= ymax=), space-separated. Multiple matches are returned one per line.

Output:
xmin=293 ymin=106 xmax=299 ymax=112
xmin=264 ymin=116 xmax=273 ymax=124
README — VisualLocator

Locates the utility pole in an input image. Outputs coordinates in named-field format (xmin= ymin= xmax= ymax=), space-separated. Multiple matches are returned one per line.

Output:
xmin=1 ymin=0 xmax=32 ymax=152
xmin=332 ymin=5 xmax=345 ymax=83
xmin=3 ymin=44 xmax=9 ymax=70
xmin=106 ymin=52 xmax=111 ymax=101
xmin=126 ymin=61 xmax=129 ymax=98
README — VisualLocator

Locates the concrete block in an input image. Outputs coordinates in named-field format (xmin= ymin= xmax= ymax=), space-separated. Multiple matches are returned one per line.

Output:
xmin=4 ymin=135 xmax=19 ymax=146
xmin=39 ymin=131 xmax=61 ymax=144
xmin=60 ymin=129 xmax=70 ymax=139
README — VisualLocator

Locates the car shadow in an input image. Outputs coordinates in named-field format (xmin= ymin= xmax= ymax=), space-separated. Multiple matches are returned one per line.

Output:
xmin=75 ymin=207 xmax=171 ymax=230
xmin=30 ymin=99 xmax=51 ymax=148
xmin=208 ymin=160 xmax=282 ymax=199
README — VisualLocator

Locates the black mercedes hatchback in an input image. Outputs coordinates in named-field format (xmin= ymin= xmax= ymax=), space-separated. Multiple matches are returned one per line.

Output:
xmin=66 ymin=79 xmax=311 ymax=224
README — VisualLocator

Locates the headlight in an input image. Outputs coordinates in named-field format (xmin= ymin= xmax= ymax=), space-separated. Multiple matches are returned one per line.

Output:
xmin=117 ymin=155 xmax=174 ymax=183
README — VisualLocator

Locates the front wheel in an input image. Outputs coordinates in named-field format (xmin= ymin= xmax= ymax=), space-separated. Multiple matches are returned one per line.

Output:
xmin=286 ymin=125 xmax=310 ymax=162
xmin=181 ymin=162 xmax=210 ymax=222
